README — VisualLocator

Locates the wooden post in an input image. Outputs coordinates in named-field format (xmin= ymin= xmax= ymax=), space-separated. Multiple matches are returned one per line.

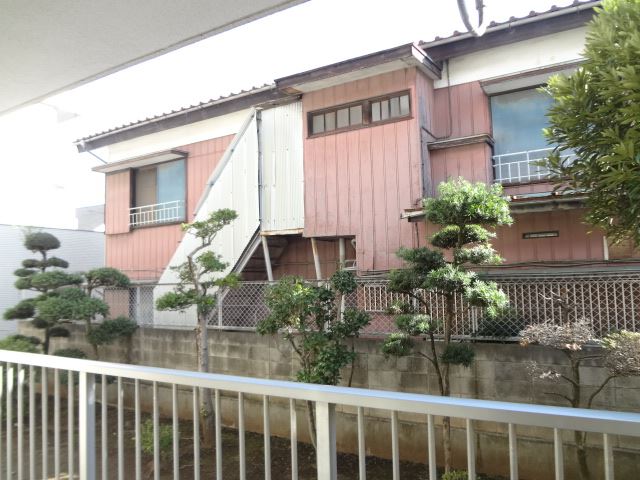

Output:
xmin=311 ymin=238 xmax=322 ymax=281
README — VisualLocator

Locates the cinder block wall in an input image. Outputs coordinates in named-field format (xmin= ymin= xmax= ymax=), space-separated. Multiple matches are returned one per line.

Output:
xmin=20 ymin=323 xmax=640 ymax=479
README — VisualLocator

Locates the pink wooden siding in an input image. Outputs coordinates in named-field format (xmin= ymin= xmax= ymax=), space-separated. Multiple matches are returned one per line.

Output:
xmin=272 ymin=237 xmax=356 ymax=280
xmin=104 ymin=135 xmax=235 ymax=281
xmin=302 ymin=68 xmax=423 ymax=272
xmin=430 ymin=143 xmax=493 ymax=186
xmin=493 ymin=209 xmax=605 ymax=263
xmin=503 ymin=181 xmax=555 ymax=196
xmin=182 ymin=135 xmax=235 ymax=221
xmin=106 ymin=224 xmax=184 ymax=280
xmin=105 ymin=171 xmax=131 ymax=234
xmin=417 ymin=209 xmax=604 ymax=264
xmin=433 ymin=81 xmax=491 ymax=138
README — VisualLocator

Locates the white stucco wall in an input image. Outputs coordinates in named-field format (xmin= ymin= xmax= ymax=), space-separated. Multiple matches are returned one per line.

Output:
xmin=434 ymin=27 xmax=588 ymax=88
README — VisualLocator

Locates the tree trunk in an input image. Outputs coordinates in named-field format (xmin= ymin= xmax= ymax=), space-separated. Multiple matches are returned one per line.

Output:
xmin=196 ymin=313 xmax=215 ymax=448
xmin=306 ymin=400 xmax=317 ymax=450
xmin=574 ymin=431 xmax=590 ymax=480
xmin=43 ymin=328 xmax=50 ymax=355
xmin=570 ymin=356 xmax=591 ymax=480
xmin=441 ymin=294 xmax=455 ymax=473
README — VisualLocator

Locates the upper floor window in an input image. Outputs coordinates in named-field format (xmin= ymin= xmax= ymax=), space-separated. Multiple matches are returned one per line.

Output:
xmin=130 ymin=159 xmax=186 ymax=227
xmin=490 ymin=88 xmax=572 ymax=184
xmin=308 ymin=91 xmax=411 ymax=136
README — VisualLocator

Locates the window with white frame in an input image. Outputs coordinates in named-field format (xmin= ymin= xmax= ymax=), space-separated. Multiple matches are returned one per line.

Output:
xmin=130 ymin=159 xmax=186 ymax=227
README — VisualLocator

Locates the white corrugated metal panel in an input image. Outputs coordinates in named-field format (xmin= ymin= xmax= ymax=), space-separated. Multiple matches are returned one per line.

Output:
xmin=0 ymin=225 xmax=105 ymax=338
xmin=260 ymin=101 xmax=304 ymax=233
xmin=154 ymin=111 xmax=260 ymax=327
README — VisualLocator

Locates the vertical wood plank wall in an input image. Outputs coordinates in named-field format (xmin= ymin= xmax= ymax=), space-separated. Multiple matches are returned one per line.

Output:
xmin=105 ymin=135 xmax=234 ymax=280
xmin=302 ymin=68 xmax=423 ymax=272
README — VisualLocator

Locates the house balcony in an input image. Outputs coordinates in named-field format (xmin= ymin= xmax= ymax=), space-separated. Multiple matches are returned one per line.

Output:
xmin=492 ymin=147 xmax=574 ymax=185
xmin=129 ymin=200 xmax=186 ymax=228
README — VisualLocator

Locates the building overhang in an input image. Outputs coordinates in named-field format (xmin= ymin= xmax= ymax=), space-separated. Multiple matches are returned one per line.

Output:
xmin=92 ymin=149 xmax=188 ymax=174
xmin=275 ymin=43 xmax=441 ymax=94
xmin=480 ymin=60 xmax=582 ymax=95
xmin=1 ymin=0 xmax=307 ymax=115
xmin=401 ymin=191 xmax=587 ymax=221
xmin=75 ymin=86 xmax=293 ymax=152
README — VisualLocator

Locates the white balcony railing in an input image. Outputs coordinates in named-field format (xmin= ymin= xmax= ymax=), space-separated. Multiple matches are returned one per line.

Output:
xmin=493 ymin=147 xmax=574 ymax=184
xmin=129 ymin=200 xmax=185 ymax=227
xmin=1 ymin=349 xmax=639 ymax=479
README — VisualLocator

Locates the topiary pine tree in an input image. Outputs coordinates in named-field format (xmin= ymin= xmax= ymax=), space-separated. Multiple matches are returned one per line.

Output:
xmin=4 ymin=231 xmax=83 ymax=353
xmin=155 ymin=208 xmax=239 ymax=447
xmin=83 ymin=267 xmax=132 ymax=358
xmin=542 ymin=0 xmax=640 ymax=245
xmin=381 ymin=178 xmax=512 ymax=473
xmin=3 ymin=232 xmax=135 ymax=358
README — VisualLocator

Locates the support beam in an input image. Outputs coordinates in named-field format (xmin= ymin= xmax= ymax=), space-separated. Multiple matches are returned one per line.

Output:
xmin=338 ymin=238 xmax=346 ymax=269
xmin=311 ymin=238 xmax=322 ymax=281
xmin=261 ymin=236 xmax=274 ymax=281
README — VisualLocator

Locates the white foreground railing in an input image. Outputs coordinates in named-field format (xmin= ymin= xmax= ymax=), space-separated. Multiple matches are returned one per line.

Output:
xmin=492 ymin=147 xmax=574 ymax=184
xmin=129 ymin=200 xmax=185 ymax=227
xmin=1 ymin=350 xmax=639 ymax=480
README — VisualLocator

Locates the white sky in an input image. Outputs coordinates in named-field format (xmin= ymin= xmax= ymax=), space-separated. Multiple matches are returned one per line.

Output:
xmin=0 ymin=0 xmax=578 ymax=229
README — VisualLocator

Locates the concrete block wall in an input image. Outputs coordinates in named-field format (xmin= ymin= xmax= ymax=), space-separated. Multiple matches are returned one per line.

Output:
xmin=19 ymin=322 xmax=640 ymax=479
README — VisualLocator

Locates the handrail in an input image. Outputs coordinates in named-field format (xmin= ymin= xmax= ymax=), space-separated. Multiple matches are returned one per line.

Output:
xmin=129 ymin=199 xmax=184 ymax=212
xmin=2 ymin=350 xmax=639 ymax=436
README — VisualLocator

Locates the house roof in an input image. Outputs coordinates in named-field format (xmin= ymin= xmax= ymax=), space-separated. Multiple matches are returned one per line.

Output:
xmin=421 ymin=0 xmax=600 ymax=61
xmin=75 ymin=84 xmax=293 ymax=152
xmin=275 ymin=43 xmax=441 ymax=94
xmin=76 ymin=1 xmax=600 ymax=152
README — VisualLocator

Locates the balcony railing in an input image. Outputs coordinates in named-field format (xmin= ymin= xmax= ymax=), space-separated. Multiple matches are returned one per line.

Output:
xmin=1 ymin=349 xmax=639 ymax=480
xmin=129 ymin=200 xmax=185 ymax=227
xmin=493 ymin=147 xmax=574 ymax=184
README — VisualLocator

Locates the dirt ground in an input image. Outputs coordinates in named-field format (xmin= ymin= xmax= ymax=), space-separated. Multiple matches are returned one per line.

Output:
xmin=5 ymin=401 xmax=503 ymax=479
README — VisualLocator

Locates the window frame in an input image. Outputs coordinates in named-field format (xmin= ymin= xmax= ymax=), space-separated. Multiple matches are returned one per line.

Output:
xmin=130 ymin=157 xmax=188 ymax=229
xmin=488 ymin=84 xmax=558 ymax=186
xmin=307 ymin=90 xmax=412 ymax=138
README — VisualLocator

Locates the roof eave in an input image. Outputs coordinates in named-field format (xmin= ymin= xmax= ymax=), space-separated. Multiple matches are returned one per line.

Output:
xmin=421 ymin=2 xmax=599 ymax=61
xmin=275 ymin=42 xmax=441 ymax=94
xmin=75 ymin=85 xmax=294 ymax=152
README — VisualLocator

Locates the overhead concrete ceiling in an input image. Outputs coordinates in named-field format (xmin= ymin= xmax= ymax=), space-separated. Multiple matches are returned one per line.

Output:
xmin=0 ymin=0 xmax=306 ymax=115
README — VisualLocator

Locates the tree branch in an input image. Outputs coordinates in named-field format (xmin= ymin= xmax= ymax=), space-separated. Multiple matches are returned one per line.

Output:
xmin=543 ymin=391 xmax=573 ymax=405
xmin=587 ymin=375 xmax=615 ymax=409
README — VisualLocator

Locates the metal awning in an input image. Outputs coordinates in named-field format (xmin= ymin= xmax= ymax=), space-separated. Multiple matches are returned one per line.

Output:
xmin=0 ymin=0 xmax=306 ymax=114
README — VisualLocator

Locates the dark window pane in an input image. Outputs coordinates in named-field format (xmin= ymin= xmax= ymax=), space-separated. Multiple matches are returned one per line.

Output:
xmin=312 ymin=114 xmax=325 ymax=134
xmin=337 ymin=108 xmax=349 ymax=128
xmin=380 ymin=100 xmax=389 ymax=120
xmin=350 ymin=105 xmax=363 ymax=125
xmin=325 ymin=111 xmax=336 ymax=131
xmin=399 ymin=94 xmax=410 ymax=116
xmin=390 ymin=96 xmax=400 ymax=118
xmin=135 ymin=167 xmax=157 ymax=207
xmin=371 ymin=101 xmax=381 ymax=122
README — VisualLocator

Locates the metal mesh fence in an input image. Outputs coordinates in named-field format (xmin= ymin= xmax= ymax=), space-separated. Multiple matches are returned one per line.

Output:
xmin=98 ymin=272 xmax=640 ymax=338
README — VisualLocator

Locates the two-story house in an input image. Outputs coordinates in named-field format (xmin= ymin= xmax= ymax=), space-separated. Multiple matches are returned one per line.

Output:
xmin=77 ymin=1 xmax=639 ymax=331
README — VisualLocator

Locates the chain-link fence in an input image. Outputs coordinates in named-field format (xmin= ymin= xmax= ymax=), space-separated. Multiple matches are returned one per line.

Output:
xmin=98 ymin=272 xmax=640 ymax=338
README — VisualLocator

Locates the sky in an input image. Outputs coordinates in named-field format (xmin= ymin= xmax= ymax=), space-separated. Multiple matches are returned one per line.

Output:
xmin=0 ymin=0 xmax=580 ymax=230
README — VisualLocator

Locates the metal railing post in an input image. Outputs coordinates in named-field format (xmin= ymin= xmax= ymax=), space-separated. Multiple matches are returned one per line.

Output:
xmin=315 ymin=401 xmax=337 ymax=480
xmin=79 ymin=371 xmax=96 ymax=480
